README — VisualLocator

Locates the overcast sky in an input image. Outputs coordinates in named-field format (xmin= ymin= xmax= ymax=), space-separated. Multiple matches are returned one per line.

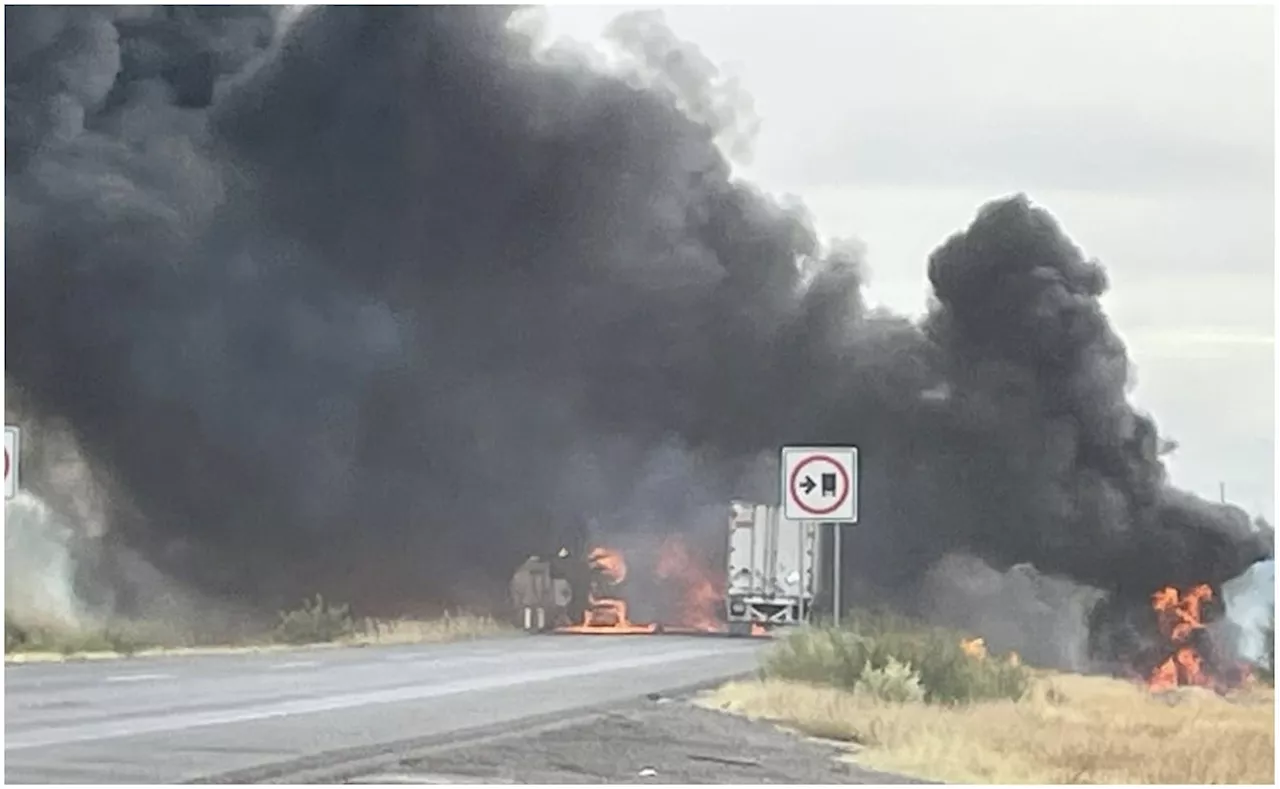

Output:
xmin=540 ymin=4 xmax=1276 ymax=522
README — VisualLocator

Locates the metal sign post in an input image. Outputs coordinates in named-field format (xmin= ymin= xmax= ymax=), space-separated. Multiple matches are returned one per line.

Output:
xmin=833 ymin=522 xmax=842 ymax=627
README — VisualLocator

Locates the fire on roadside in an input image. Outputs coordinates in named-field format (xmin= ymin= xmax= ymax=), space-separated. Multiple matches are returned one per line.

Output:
xmin=956 ymin=585 xmax=1251 ymax=692
xmin=1147 ymin=584 xmax=1214 ymax=691
xmin=960 ymin=636 xmax=1020 ymax=666
xmin=588 ymin=546 xmax=626 ymax=584
xmin=654 ymin=536 xmax=724 ymax=632
xmin=555 ymin=538 xmax=767 ymax=637
xmin=1139 ymin=583 xmax=1258 ymax=693
xmin=960 ymin=637 xmax=987 ymax=659
xmin=555 ymin=547 xmax=658 ymax=634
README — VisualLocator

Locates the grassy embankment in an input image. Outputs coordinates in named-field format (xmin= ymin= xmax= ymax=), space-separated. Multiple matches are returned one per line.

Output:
xmin=703 ymin=610 xmax=1275 ymax=784
xmin=5 ymin=594 xmax=510 ymax=662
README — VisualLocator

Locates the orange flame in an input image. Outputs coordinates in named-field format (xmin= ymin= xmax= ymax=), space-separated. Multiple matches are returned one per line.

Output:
xmin=960 ymin=637 xmax=988 ymax=660
xmin=565 ymin=596 xmax=658 ymax=634
xmin=959 ymin=637 xmax=1019 ymax=666
xmin=554 ymin=538 xmax=768 ymax=638
xmin=555 ymin=546 xmax=657 ymax=634
xmin=654 ymin=536 xmax=725 ymax=632
xmin=1147 ymin=584 xmax=1214 ymax=690
xmin=588 ymin=547 xmax=627 ymax=584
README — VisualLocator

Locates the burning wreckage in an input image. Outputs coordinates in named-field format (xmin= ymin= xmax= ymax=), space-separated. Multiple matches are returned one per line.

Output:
xmin=511 ymin=497 xmax=1273 ymax=694
xmin=510 ymin=502 xmax=808 ymax=638
xmin=4 ymin=6 xmax=1273 ymax=700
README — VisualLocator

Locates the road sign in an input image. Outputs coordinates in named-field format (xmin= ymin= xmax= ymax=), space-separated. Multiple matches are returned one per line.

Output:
xmin=781 ymin=446 xmax=858 ymax=522
xmin=4 ymin=426 xmax=20 ymax=500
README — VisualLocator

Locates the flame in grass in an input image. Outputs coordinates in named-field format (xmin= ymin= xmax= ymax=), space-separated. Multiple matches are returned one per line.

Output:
xmin=1148 ymin=584 xmax=1214 ymax=690
xmin=961 ymin=636 xmax=1020 ymax=666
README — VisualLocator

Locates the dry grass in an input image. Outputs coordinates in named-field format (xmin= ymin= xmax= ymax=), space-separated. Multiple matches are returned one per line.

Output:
xmin=702 ymin=672 xmax=1275 ymax=784
xmin=6 ymin=643 xmax=321 ymax=663
xmin=5 ymin=611 xmax=511 ymax=664
xmin=344 ymin=613 xmax=508 ymax=646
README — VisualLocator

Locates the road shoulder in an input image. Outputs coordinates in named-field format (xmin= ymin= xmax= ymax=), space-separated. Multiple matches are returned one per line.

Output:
xmin=352 ymin=690 xmax=925 ymax=784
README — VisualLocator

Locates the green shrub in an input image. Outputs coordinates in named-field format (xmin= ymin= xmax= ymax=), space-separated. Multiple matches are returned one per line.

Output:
xmin=4 ymin=612 xmax=156 ymax=655
xmin=762 ymin=611 xmax=1029 ymax=705
xmin=5 ymin=615 xmax=30 ymax=652
xmin=273 ymin=594 xmax=357 ymax=644
xmin=761 ymin=627 xmax=864 ymax=689
xmin=857 ymin=657 xmax=926 ymax=703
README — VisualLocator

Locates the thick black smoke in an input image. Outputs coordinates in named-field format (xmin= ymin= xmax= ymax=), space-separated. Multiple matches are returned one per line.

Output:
xmin=6 ymin=6 xmax=1272 ymax=629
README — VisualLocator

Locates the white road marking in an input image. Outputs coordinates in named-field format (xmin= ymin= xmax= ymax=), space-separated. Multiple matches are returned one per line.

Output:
xmin=383 ymin=653 xmax=442 ymax=662
xmin=384 ymin=655 xmax=509 ymax=668
xmin=104 ymin=674 xmax=172 ymax=683
xmin=6 ymin=645 xmax=740 ymax=750
xmin=268 ymin=660 xmax=320 ymax=670
xmin=348 ymin=773 xmax=511 ymax=784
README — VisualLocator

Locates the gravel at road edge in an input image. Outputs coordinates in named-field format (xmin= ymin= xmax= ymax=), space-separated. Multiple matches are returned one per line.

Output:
xmin=348 ymin=692 xmax=927 ymax=784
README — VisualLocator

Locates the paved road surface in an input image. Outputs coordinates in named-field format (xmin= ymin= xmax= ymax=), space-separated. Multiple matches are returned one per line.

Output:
xmin=368 ymin=691 xmax=924 ymax=785
xmin=5 ymin=635 xmax=767 ymax=783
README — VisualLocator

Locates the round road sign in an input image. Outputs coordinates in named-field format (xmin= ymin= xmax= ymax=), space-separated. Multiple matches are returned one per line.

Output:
xmin=788 ymin=453 xmax=850 ymax=516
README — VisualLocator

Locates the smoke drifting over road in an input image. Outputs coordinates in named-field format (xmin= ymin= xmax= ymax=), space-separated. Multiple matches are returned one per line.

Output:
xmin=6 ymin=6 xmax=1272 ymax=642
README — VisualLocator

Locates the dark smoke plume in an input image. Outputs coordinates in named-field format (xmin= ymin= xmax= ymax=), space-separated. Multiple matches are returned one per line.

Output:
xmin=6 ymin=6 xmax=1272 ymax=636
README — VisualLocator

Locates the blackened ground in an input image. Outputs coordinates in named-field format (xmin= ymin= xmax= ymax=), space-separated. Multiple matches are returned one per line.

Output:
xmin=350 ymin=695 xmax=924 ymax=785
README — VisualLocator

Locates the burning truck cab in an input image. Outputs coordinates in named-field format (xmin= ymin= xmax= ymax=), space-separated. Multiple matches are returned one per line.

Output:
xmin=508 ymin=501 xmax=823 ymax=637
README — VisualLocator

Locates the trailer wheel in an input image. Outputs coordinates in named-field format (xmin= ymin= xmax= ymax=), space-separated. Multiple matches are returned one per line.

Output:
xmin=727 ymin=622 xmax=753 ymax=638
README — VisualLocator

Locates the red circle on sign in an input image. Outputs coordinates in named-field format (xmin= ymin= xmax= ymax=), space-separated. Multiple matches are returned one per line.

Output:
xmin=789 ymin=454 xmax=850 ymax=516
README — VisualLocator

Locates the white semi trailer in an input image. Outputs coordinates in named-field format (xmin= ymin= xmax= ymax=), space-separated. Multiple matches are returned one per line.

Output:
xmin=724 ymin=500 xmax=823 ymax=635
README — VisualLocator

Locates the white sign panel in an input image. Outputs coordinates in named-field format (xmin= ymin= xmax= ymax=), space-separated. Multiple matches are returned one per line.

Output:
xmin=781 ymin=446 xmax=858 ymax=522
xmin=4 ymin=426 xmax=20 ymax=501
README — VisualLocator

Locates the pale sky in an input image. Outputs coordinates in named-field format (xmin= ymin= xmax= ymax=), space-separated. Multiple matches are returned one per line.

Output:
xmin=540 ymin=4 xmax=1276 ymax=522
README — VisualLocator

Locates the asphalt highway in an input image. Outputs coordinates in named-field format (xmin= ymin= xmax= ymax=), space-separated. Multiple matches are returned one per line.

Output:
xmin=5 ymin=634 xmax=768 ymax=783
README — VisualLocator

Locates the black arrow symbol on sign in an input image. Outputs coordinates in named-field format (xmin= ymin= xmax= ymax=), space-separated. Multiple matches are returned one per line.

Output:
xmin=799 ymin=476 xmax=816 ymax=495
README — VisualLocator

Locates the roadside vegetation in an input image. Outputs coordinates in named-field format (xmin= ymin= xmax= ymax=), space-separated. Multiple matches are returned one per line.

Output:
xmin=704 ymin=610 xmax=1275 ymax=784
xmin=762 ymin=610 xmax=1029 ymax=705
xmin=271 ymin=594 xmax=505 ymax=646
xmin=5 ymin=596 xmax=510 ymax=662
xmin=5 ymin=614 xmax=163 ymax=656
